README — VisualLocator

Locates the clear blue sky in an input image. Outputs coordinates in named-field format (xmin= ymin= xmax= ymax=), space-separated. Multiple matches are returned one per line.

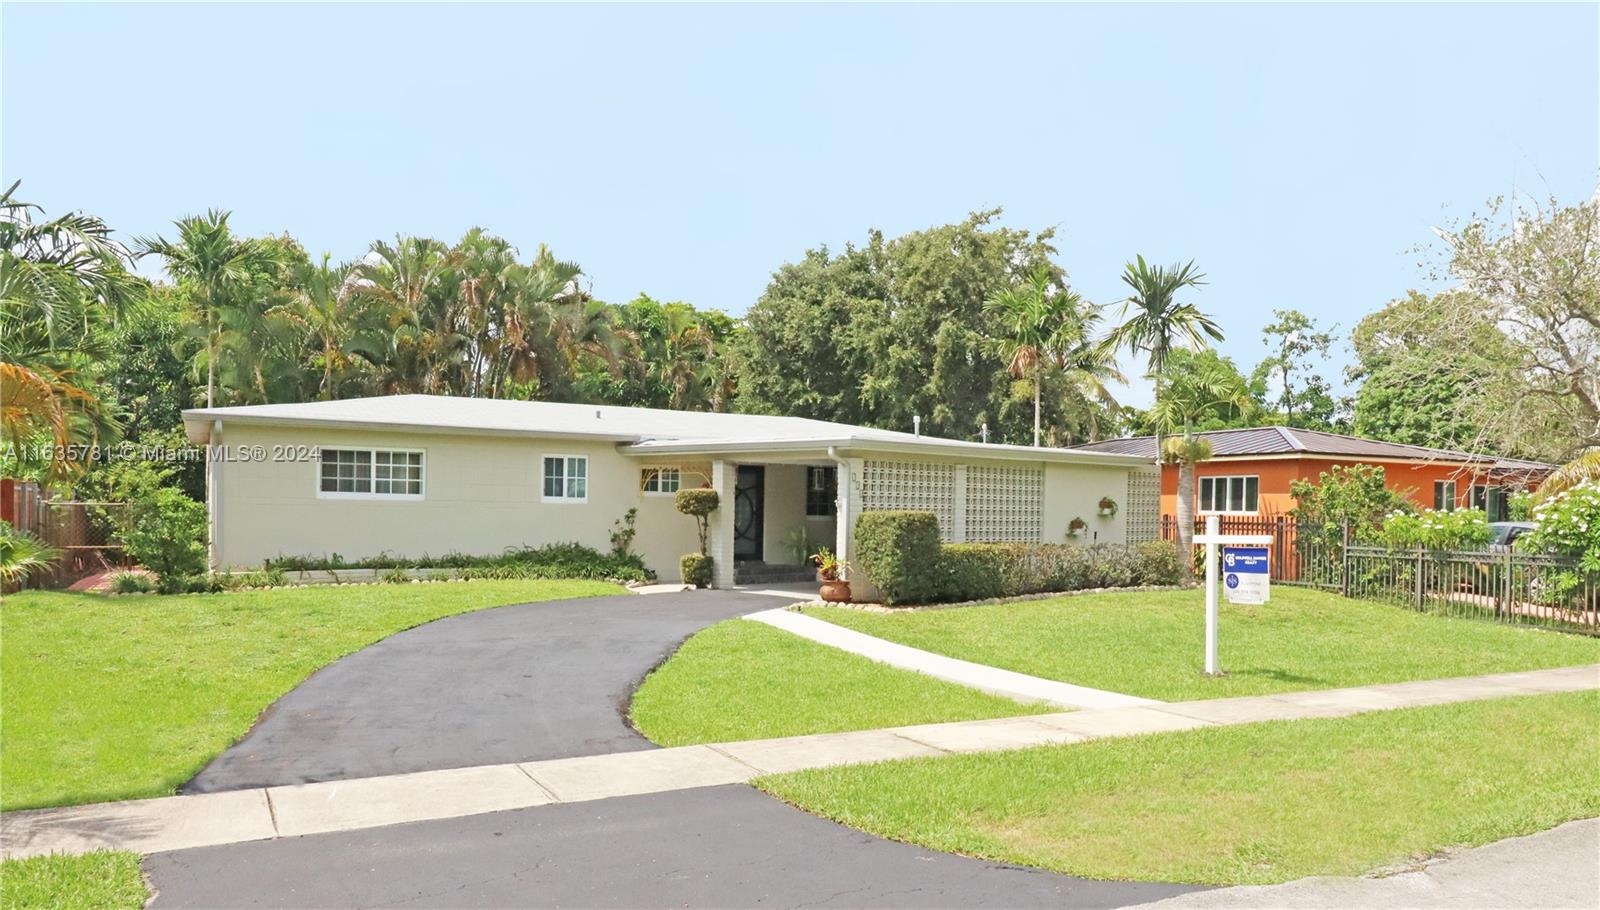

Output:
xmin=4 ymin=2 xmax=1596 ymax=405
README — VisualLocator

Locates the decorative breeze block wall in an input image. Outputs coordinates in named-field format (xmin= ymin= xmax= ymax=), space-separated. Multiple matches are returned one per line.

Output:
xmin=860 ymin=460 xmax=956 ymax=541
xmin=964 ymin=465 xmax=1043 ymax=542
xmin=1125 ymin=470 xmax=1160 ymax=543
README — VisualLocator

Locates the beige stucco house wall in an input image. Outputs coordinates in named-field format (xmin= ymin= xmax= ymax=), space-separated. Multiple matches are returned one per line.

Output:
xmin=187 ymin=395 xmax=1157 ymax=587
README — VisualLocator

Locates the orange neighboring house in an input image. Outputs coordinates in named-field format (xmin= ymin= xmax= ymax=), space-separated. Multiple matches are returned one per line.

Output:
xmin=1071 ymin=426 xmax=1552 ymax=523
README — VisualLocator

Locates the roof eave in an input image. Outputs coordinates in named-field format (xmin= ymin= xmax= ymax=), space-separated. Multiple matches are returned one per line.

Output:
xmin=181 ymin=410 xmax=642 ymax=444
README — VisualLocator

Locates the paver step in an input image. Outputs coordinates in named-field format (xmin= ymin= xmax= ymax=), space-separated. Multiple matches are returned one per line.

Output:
xmin=734 ymin=563 xmax=818 ymax=585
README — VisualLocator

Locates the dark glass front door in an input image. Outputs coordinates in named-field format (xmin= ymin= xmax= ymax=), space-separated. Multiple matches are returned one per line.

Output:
xmin=734 ymin=466 xmax=765 ymax=561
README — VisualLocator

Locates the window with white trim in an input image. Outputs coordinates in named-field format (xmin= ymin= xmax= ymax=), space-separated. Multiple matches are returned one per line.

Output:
xmin=318 ymin=448 xmax=424 ymax=498
xmin=642 ymin=467 xmax=681 ymax=495
xmin=1434 ymin=480 xmax=1457 ymax=512
xmin=543 ymin=455 xmax=588 ymax=502
xmin=1198 ymin=475 xmax=1259 ymax=515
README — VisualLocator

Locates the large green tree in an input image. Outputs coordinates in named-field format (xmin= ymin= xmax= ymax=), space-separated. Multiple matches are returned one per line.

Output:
xmin=1254 ymin=308 xmax=1344 ymax=430
xmin=735 ymin=210 xmax=1114 ymax=444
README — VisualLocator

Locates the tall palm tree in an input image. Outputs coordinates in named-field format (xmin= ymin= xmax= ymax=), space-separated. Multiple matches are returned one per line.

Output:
xmin=0 ymin=182 xmax=135 ymax=476
xmin=1147 ymin=358 xmax=1252 ymax=581
xmin=1105 ymin=256 xmax=1223 ymax=379
xmin=137 ymin=211 xmax=279 ymax=407
xmin=985 ymin=267 xmax=1094 ymax=446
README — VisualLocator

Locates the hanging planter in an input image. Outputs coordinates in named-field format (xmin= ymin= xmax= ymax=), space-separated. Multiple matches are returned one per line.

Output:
xmin=1098 ymin=496 xmax=1119 ymax=518
xmin=1066 ymin=516 xmax=1088 ymax=538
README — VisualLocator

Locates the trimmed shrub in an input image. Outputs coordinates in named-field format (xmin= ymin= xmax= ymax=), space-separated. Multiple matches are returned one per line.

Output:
xmin=266 ymin=542 xmax=651 ymax=583
xmin=675 ymin=488 xmax=720 ymax=555
xmin=854 ymin=511 xmax=944 ymax=606
xmin=853 ymin=509 xmax=1185 ymax=605
xmin=680 ymin=553 xmax=713 ymax=587
xmin=939 ymin=544 xmax=1008 ymax=603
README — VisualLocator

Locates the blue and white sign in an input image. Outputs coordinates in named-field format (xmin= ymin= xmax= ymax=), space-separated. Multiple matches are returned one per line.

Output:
xmin=1222 ymin=546 xmax=1270 ymax=604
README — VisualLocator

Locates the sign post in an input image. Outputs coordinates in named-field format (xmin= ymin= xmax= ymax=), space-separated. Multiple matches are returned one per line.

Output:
xmin=1193 ymin=516 xmax=1272 ymax=677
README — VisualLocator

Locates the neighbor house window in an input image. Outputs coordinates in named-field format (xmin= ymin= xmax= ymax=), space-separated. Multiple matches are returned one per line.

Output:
xmin=1434 ymin=480 xmax=1458 ymax=512
xmin=318 ymin=448 xmax=424 ymax=499
xmin=1198 ymin=475 xmax=1259 ymax=515
xmin=543 ymin=455 xmax=588 ymax=502
xmin=1470 ymin=484 xmax=1507 ymax=522
xmin=806 ymin=467 xmax=837 ymax=517
xmin=642 ymin=467 xmax=681 ymax=495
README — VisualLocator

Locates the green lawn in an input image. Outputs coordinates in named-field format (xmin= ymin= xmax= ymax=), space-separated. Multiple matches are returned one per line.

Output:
xmin=805 ymin=587 xmax=1600 ymax=701
xmin=0 ymin=579 xmax=622 ymax=810
xmin=630 ymin=619 xmax=1046 ymax=745
xmin=758 ymin=690 xmax=1600 ymax=886
xmin=0 ymin=852 xmax=147 ymax=910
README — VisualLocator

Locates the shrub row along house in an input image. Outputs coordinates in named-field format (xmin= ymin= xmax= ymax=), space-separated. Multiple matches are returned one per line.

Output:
xmin=1071 ymin=426 xmax=1552 ymax=523
xmin=182 ymin=395 xmax=1157 ymax=595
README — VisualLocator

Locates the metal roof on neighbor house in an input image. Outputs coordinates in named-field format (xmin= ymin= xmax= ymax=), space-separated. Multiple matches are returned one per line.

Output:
xmin=182 ymin=395 xmax=1151 ymax=466
xmin=1069 ymin=426 xmax=1553 ymax=475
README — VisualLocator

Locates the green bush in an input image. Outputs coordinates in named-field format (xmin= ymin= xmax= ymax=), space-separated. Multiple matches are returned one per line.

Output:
xmin=266 ymin=542 xmax=651 ymax=583
xmin=1377 ymin=508 xmax=1493 ymax=550
xmin=109 ymin=571 xmax=155 ymax=594
xmin=381 ymin=566 xmax=413 ymax=584
xmin=123 ymin=487 xmax=209 ymax=593
xmin=680 ymin=553 xmax=713 ymax=587
xmin=854 ymin=511 xmax=1184 ymax=605
xmin=854 ymin=511 xmax=944 ymax=605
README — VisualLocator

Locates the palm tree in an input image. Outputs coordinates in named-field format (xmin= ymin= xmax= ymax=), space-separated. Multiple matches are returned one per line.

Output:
xmin=137 ymin=211 xmax=279 ymax=407
xmin=1147 ymin=357 xmax=1252 ymax=581
xmin=1104 ymin=256 xmax=1223 ymax=379
xmin=0 ymin=182 xmax=135 ymax=476
xmin=0 ymin=521 xmax=59 ymax=586
xmin=1536 ymin=448 xmax=1600 ymax=501
xmin=985 ymin=267 xmax=1094 ymax=447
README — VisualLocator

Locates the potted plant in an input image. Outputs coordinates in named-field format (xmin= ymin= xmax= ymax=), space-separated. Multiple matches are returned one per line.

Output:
xmin=1098 ymin=496 xmax=1118 ymax=517
xmin=1066 ymin=516 xmax=1088 ymax=538
xmin=812 ymin=547 xmax=852 ymax=603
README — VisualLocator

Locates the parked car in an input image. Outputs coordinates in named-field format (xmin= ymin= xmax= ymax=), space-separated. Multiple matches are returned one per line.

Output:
xmin=1488 ymin=522 xmax=1538 ymax=552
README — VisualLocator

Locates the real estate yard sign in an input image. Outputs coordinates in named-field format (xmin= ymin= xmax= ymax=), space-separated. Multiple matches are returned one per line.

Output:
xmin=1222 ymin=546 xmax=1270 ymax=605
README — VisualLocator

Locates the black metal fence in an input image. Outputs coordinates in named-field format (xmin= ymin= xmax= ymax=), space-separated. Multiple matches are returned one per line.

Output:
xmin=1163 ymin=515 xmax=1599 ymax=636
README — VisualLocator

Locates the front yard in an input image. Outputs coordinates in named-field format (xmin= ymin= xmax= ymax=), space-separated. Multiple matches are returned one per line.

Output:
xmin=805 ymin=586 xmax=1600 ymax=702
xmin=630 ymin=619 xmax=1045 ymax=745
xmin=0 ymin=579 xmax=622 ymax=810
xmin=758 ymin=690 xmax=1600 ymax=885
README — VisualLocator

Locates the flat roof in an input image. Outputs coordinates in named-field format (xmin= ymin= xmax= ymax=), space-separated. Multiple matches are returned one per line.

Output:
xmin=183 ymin=395 xmax=1152 ymax=467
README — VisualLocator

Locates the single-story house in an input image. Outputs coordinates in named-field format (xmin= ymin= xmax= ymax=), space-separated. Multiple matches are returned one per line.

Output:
xmin=182 ymin=395 xmax=1158 ymax=592
xmin=1070 ymin=426 xmax=1552 ymax=524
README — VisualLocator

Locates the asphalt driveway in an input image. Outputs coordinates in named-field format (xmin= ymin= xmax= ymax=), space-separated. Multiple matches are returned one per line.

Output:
xmin=162 ymin=587 xmax=1201 ymax=907
xmin=184 ymin=589 xmax=790 ymax=792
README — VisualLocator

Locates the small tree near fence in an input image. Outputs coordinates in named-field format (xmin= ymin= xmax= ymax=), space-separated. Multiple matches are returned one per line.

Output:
xmin=675 ymin=488 xmax=719 ymax=587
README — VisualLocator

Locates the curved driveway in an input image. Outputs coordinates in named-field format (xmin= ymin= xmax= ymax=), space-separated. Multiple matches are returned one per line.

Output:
xmin=185 ymin=590 xmax=783 ymax=792
xmin=158 ymin=589 xmax=1200 ymax=907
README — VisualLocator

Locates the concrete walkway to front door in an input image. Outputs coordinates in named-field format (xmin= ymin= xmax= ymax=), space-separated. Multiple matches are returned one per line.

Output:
xmin=747 ymin=607 xmax=1162 ymax=710
xmin=8 ymin=663 xmax=1594 ymax=860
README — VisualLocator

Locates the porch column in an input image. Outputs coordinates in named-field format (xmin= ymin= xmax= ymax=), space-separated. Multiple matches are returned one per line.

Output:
xmin=708 ymin=459 xmax=737 ymax=588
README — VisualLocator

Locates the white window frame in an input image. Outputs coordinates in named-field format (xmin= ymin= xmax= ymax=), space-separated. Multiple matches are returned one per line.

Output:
xmin=542 ymin=454 xmax=589 ymax=504
xmin=1434 ymin=479 xmax=1458 ymax=512
xmin=1197 ymin=474 xmax=1259 ymax=515
xmin=315 ymin=447 xmax=426 ymax=501
xmin=641 ymin=466 xmax=681 ymax=497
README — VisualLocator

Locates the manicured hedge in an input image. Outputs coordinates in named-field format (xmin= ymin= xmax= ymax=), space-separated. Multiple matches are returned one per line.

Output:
xmin=853 ymin=511 xmax=944 ymax=605
xmin=266 ymin=543 xmax=652 ymax=583
xmin=855 ymin=511 xmax=1183 ymax=606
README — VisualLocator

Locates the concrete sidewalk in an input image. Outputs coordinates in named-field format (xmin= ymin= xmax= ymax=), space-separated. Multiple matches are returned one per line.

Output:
xmin=4 ymin=664 xmax=1595 ymax=860
xmin=747 ymin=608 xmax=1161 ymax=710
xmin=1133 ymin=816 xmax=1600 ymax=909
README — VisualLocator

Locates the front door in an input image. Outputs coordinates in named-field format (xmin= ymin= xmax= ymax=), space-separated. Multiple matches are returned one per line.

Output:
xmin=734 ymin=466 xmax=765 ymax=561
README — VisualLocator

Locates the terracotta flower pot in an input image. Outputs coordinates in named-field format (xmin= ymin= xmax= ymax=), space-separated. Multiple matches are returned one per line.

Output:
xmin=819 ymin=579 xmax=852 ymax=603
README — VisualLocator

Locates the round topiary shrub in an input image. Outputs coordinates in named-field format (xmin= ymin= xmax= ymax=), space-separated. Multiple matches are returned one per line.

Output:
xmin=675 ymin=488 xmax=720 ymax=554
